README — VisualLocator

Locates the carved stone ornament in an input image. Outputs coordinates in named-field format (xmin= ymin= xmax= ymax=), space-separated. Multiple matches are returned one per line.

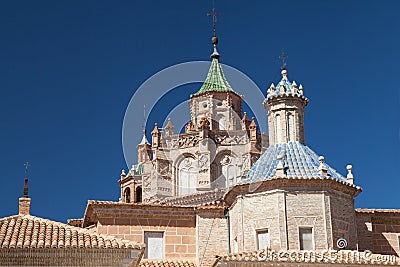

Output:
xmin=183 ymin=158 xmax=192 ymax=168
xmin=242 ymin=154 xmax=251 ymax=169
xmin=220 ymin=155 xmax=231 ymax=165
xmin=158 ymin=161 xmax=171 ymax=176
xmin=165 ymin=135 xmax=200 ymax=149
xmin=199 ymin=154 xmax=208 ymax=169
xmin=214 ymin=134 xmax=248 ymax=145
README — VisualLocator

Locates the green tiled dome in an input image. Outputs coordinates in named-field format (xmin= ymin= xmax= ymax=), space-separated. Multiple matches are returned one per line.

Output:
xmin=194 ymin=48 xmax=234 ymax=96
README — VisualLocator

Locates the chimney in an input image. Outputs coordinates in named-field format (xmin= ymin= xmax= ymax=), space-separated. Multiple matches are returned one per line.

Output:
xmin=19 ymin=178 xmax=31 ymax=215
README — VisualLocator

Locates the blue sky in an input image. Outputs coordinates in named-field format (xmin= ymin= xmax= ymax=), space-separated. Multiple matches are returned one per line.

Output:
xmin=0 ymin=0 xmax=399 ymax=222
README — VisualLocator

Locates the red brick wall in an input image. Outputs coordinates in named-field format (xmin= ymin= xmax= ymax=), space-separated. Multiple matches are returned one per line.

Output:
xmin=372 ymin=222 xmax=399 ymax=255
xmin=96 ymin=216 xmax=196 ymax=259
xmin=356 ymin=211 xmax=400 ymax=256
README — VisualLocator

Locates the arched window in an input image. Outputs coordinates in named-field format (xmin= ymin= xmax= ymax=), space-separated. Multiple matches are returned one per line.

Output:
xmin=287 ymin=113 xmax=294 ymax=141
xmin=135 ymin=186 xmax=142 ymax=203
xmin=124 ymin=187 xmax=131 ymax=203
xmin=226 ymin=165 xmax=236 ymax=187
xmin=276 ymin=114 xmax=282 ymax=143
xmin=218 ymin=116 xmax=225 ymax=130
xmin=216 ymin=154 xmax=237 ymax=189
xmin=178 ymin=157 xmax=197 ymax=196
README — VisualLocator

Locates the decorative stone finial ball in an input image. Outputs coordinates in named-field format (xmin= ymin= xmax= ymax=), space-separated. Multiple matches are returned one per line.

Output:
xmin=346 ymin=164 xmax=353 ymax=170
xmin=281 ymin=69 xmax=287 ymax=76
xmin=212 ymin=36 xmax=218 ymax=45
xmin=318 ymin=156 xmax=325 ymax=162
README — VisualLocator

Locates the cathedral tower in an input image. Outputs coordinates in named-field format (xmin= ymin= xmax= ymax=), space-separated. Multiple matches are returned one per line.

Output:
xmin=265 ymin=69 xmax=308 ymax=145
xmin=233 ymin=65 xmax=361 ymax=252
xmin=188 ymin=36 xmax=243 ymax=132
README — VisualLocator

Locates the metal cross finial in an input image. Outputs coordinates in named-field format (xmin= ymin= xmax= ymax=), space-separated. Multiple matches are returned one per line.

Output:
xmin=207 ymin=0 xmax=220 ymax=37
xmin=279 ymin=48 xmax=288 ymax=70
xmin=142 ymin=105 xmax=146 ymax=135
xmin=24 ymin=162 xmax=31 ymax=175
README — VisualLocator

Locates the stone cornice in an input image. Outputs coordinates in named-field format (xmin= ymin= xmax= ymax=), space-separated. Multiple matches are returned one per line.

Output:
xmin=224 ymin=178 xmax=362 ymax=206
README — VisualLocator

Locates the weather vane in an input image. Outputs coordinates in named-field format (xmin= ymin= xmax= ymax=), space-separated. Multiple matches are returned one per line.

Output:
xmin=279 ymin=48 xmax=288 ymax=70
xmin=207 ymin=0 xmax=221 ymax=37
xmin=24 ymin=162 xmax=31 ymax=175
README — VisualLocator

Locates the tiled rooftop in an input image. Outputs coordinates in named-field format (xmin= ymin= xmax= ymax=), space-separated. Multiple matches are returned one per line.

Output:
xmin=194 ymin=55 xmax=234 ymax=96
xmin=140 ymin=259 xmax=196 ymax=267
xmin=0 ymin=214 xmax=142 ymax=249
xmin=356 ymin=208 xmax=400 ymax=214
xmin=87 ymin=200 xmax=179 ymax=207
xmin=266 ymin=69 xmax=307 ymax=100
xmin=163 ymin=189 xmax=226 ymax=206
xmin=214 ymin=249 xmax=400 ymax=266
xmin=242 ymin=141 xmax=347 ymax=184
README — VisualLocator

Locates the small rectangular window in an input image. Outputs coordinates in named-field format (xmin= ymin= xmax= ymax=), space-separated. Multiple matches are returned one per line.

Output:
xmin=256 ymin=229 xmax=270 ymax=250
xmin=299 ymin=227 xmax=313 ymax=250
xmin=144 ymin=231 xmax=164 ymax=259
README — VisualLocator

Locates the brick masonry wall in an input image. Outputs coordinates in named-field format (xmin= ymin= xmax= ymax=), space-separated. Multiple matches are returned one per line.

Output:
xmin=356 ymin=212 xmax=400 ymax=256
xmin=228 ymin=187 xmax=357 ymax=253
xmin=285 ymin=192 xmax=330 ymax=250
xmin=329 ymin=192 xmax=357 ymax=250
xmin=372 ymin=223 xmax=400 ymax=255
xmin=197 ymin=209 xmax=228 ymax=267
xmin=356 ymin=213 xmax=373 ymax=251
xmin=96 ymin=215 xmax=196 ymax=259
xmin=229 ymin=192 xmax=282 ymax=251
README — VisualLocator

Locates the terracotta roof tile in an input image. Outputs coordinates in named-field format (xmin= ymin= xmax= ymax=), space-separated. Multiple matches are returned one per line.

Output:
xmin=163 ymin=190 xmax=226 ymax=206
xmin=88 ymin=200 xmax=177 ymax=207
xmin=88 ymin=198 xmax=226 ymax=210
xmin=356 ymin=208 xmax=400 ymax=214
xmin=67 ymin=218 xmax=83 ymax=227
xmin=140 ymin=259 xmax=196 ymax=267
xmin=214 ymin=249 xmax=400 ymax=265
xmin=0 ymin=214 xmax=143 ymax=249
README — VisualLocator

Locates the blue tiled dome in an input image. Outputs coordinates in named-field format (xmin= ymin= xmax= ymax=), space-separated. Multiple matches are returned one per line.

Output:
xmin=241 ymin=141 xmax=346 ymax=184
xmin=266 ymin=69 xmax=305 ymax=99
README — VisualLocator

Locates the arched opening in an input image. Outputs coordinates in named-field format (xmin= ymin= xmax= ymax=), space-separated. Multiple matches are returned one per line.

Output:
xmin=124 ymin=187 xmax=131 ymax=203
xmin=287 ymin=113 xmax=294 ymax=142
xmin=218 ymin=116 xmax=225 ymax=130
xmin=178 ymin=157 xmax=197 ymax=196
xmin=135 ymin=186 xmax=142 ymax=203
xmin=213 ymin=152 xmax=238 ymax=189
xmin=276 ymin=114 xmax=282 ymax=143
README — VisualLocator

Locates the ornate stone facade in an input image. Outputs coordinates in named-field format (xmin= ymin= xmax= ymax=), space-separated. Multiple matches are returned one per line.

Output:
xmin=118 ymin=39 xmax=265 ymax=203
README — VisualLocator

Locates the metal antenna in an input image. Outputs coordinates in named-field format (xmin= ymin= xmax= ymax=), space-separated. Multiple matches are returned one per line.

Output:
xmin=279 ymin=48 xmax=288 ymax=70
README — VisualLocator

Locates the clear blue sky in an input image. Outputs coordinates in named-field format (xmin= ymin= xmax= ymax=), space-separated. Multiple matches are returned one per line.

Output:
xmin=0 ymin=0 xmax=399 ymax=223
